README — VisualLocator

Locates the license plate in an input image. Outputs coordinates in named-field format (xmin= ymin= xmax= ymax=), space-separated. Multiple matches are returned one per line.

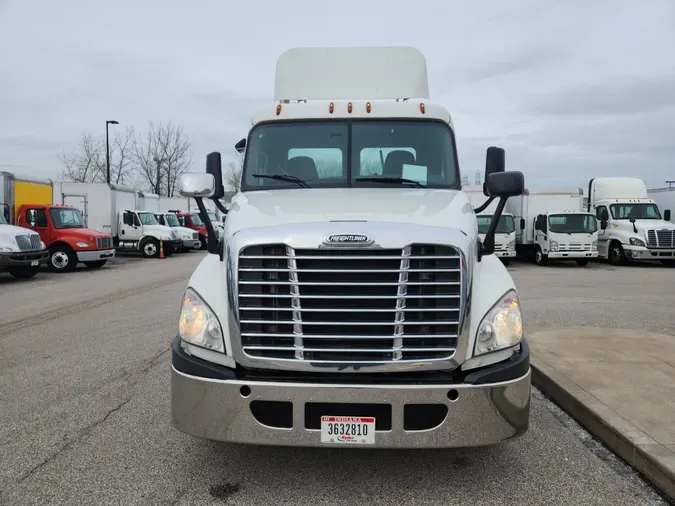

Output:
xmin=31 ymin=260 xmax=39 ymax=266
xmin=320 ymin=416 xmax=375 ymax=445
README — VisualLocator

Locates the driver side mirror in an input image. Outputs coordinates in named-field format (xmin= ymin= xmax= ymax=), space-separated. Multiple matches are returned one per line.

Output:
xmin=600 ymin=221 xmax=608 ymax=230
xmin=599 ymin=208 xmax=609 ymax=222
xmin=206 ymin=152 xmax=225 ymax=199
xmin=179 ymin=173 xmax=216 ymax=198
xmin=27 ymin=209 xmax=37 ymax=227
xmin=483 ymin=146 xmax=505 ymax=196
xmin=485 ymin=171 xmax=525 ymax=198
xmin=665 ymin=209 xmax=671 ymax=222
xmin=520 ymin=218 xmax=525 ymax=230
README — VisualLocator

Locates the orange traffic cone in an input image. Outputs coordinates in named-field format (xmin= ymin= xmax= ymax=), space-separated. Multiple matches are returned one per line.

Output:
xmin=159 ymin=238 xmax=165 ymax=259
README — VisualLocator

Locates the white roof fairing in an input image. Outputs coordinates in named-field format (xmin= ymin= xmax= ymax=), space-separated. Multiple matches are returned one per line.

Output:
xmin=274 ymin=46 xmax=430 ymax=102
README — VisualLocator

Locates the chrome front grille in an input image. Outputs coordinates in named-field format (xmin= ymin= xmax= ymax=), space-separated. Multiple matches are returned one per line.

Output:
xmin=647 ymin=229 xmax=675 ymax=248
xmin=192 ymin=232 xmax=199 ymax=240
xmin=237 ymin=244 xmax=462 ymax=364
xmin=560 ymin=243 xmax=591 ymax=252
xmin=96 ymin=236 xmax=113 ymax=249
xmin=15 ymin=234 xmax=41 ymax=251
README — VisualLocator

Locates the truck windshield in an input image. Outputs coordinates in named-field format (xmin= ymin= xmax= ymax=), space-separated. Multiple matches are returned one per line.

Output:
xmin=165 ymin=214 xmax=180 ymax=227
xmin=610 ymin=203 xmax=661 ymax=220
xmin=138 ymin=212 xmax=158 ymax=225
xmin=49 ymin=208 xmax=85 ymax=229
xmin=190 ymin=214 xmax=204 ymax=226
xmin=476 ymin=215 xmax=515 ymax=234
xmin=242 ymin=120 xmax=460 ymax=191
xmin=207 ymin=211 xmax=217 ymax=221
xmin=548 ymin=214 xmax=598 ymax=233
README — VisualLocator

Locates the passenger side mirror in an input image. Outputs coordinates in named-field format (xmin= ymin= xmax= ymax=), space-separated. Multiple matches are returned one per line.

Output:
xmin=234 ymin=138 xmax=246 ymax=154
xmin=123 ymin=212 xmax=132 ymax=226
xmin=206 ymin=152 xmax=225 ymax=199
xmin=483 ymin=147 xmax=505 ymax=196
xmin=520 ymin=218 xmax=525 ymax=230
xmin=600 ymin=221 xmax=607 ymax=230
xmin=179 ymin=173 xmax=216 ymax=198
xmin=27 ymin=209 xmax=37 ymax=227
xmin=599 ymin=208 xmax=609 ymax=222
xmin=485 ymin=171 xmax=525 ymax=198
xmin=664 ymin=209 xmax=671 ymax=221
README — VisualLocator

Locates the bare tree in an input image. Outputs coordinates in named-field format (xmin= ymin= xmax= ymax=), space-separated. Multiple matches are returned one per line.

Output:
xmin=132 ymin=121 xmax=193 ymax=196
xmin=224 ymin=152 xmax=244 ymax=193
xmin=58 ymin=127 xmax=137 ymax=185
xmin=58 ymin=132 xmax=105 ymax=183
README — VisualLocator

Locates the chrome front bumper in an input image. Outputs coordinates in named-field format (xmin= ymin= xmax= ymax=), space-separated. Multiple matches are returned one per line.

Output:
xmin=548 ymin=251 xmax=598 ymax=259
xmin=171 ymin=338 xmax=531 ymax=448
xmin=76 ymin=249 xmax=115 ymax=262
xmin=182 ymin=239 xmax=201 ymax=249
xmin=495 ymin=250 xmax=516 ymax=258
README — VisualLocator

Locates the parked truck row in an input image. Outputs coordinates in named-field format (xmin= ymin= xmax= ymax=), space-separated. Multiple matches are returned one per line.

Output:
xmin=0 ymin=173 xmax=228 ymax=279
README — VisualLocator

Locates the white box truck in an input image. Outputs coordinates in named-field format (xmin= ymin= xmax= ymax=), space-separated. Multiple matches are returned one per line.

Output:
xmin=154 ymin=211 xmax=202 ymax=251
xmin=54 ymin=183 xmax=182 ymax=258
xmin=587 ymin=177 xmax=675 ymax=266
xmin=507 ymin=187 xmax=598 ymax=266
xmin=647 ymin=186 xmax=675 ymax=224
xmin=462 ymin=185 xmax=516 ymax=265
xmin=169 ymin=46 xmax=531 ymax=449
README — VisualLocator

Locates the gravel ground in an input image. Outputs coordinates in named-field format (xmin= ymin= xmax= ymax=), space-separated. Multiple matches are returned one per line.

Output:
xmin=0 ymin=253 xmax=672 ymax=505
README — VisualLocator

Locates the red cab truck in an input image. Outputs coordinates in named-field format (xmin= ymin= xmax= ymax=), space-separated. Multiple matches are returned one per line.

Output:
xmin=17 ymin=204 xmax=115 ymax=272
xmin=172 ymin=211 xmax=208 ymax=250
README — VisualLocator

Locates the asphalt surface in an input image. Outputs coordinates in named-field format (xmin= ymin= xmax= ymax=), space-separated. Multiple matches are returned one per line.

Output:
xmin=1 ymin=254 xmax=673 ymax=505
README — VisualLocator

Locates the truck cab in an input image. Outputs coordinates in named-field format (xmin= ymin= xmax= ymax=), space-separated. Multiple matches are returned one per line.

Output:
xmin=17 ymin=204 xmax=115 ymax=272
xmin=588 ymin=177 xmax=675 ymax=266
xmin=170 ymin=46 xmax=530 ymax=449
xmin=0 ymin=212 xmax=49 ymax=279
xmin=476 ymin=213 xmax=516 ymax=265
xmin=531 ymin=212 xmax=599 ymax=266
xmin=117 ymin=209 xmax=182 ymax=258
xmin=172 ymin=211 xmax=210 ymax=250
xmin=154 ymin=212 xmax=202 ymax=251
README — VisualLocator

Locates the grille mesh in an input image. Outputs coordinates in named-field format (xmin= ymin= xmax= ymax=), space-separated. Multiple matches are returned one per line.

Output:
xmin=15 ymin=234 xmax=41 ymax=251
xmin=647 ymin=229 xmax=675 ymax=249
xmin=237 ymin=244 xmax=462 ymax=364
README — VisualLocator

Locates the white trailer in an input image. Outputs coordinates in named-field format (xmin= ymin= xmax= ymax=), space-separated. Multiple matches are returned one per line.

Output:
xmin=647 ymin=187 xmax=675 ymax=223
xmin=462 ymin=185 xmax=516 ymax=264
xmin=507 ymin=187 xmax=598 ymax=266
xmin=588 ymin=177 xmax=675 ymax=266
xmin=159 ymin=196 xmax=191 ymax=213
xmin=136 ymin=192 xmax=161 ymax=213
xmin=53 ymin=183 xmax=182 ymax=257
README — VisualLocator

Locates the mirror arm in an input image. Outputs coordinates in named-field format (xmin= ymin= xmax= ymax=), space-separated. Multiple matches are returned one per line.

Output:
xmin=477 ymin=196 xmax=508 ymax=261
xmin=211 ymin=197 xmax=229 ymax=215
xmin=474 ymin=197 xmax=496 ymax=214
xmin=194 ymin=197 xmax=219 ymax=254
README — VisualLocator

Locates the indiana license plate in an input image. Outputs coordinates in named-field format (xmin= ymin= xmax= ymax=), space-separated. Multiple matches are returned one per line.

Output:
xmin=31 ymin=260 xmax=39 ymax=266
xmin=320 ymin=416 xmax=375 ymax=444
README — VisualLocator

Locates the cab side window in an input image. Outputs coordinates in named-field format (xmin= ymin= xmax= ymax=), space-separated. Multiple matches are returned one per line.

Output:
xmin=595 ymin=206 xmax=608 ymax=221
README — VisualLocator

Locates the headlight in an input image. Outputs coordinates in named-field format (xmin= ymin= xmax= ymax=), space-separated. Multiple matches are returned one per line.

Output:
xmin=629 ymin=237 xmax=645 ymax=247
xmin=39 ymin=241 xmax=46 ymax=250
xmin=509 ymin=239 xmax=516 ymax=250
xmin=550 ymin=240 xmax=558 ymax=252
xmin=178 ymin=288 xmax=224 ymax=352
xmin=76 ymin=242 xmax=91 ymax=248
xmin=0 ymin=246 xmax=15 ymax=252
xmin=475 ymin=290 xmax=523 ymax=356
xmin=592 ymin=240 xmax=597 ymax=251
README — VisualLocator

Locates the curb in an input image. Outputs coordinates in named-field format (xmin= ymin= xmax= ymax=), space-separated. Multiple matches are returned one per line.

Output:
xmin=531 ymin=357 xmax=675 ymax=502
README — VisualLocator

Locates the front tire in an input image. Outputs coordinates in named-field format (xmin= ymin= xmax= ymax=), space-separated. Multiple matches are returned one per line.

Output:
xmin=501 ymin=258 xmax=511 ymax=266
xmin=140 ymin=238 xmax=160 ymax=258
xmin=534 ymin=247 xmax=548 ymax=266
xmin=661 ymin=259 xmax=675 ymax=267
xmin=608 ymin=241 xmax=627 ymax=266
xmin=48 ymin=245 xmax=77 ymax=272
xmin=575 ymin=259 xmax=589 ymax=266
xmin=84 ymin=260 xmax=107 ymax=268
xmin=8 ymin=266 xmax=39 ymax=279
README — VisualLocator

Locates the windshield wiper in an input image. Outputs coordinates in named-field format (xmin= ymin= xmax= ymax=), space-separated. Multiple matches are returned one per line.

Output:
xmin=252 ymin=174 xmax=310 ymax=189
xmin=355 ymin=177 xmax=426 ymax=188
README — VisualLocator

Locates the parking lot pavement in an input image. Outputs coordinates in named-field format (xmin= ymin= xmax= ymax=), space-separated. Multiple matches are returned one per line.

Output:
xmin=0 ymin=255 xmax=672 ymax=505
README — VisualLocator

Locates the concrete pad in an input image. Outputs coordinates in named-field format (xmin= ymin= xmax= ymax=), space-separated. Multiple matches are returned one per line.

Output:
xmin=529 ymin=327 xmax=675 ymax=501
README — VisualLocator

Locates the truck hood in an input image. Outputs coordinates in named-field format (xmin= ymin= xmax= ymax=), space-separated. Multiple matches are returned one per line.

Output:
xmin=616 ymin=220 xmax=675 ymax=236
xmin=226 ymin=188 xmax=475 ymax=236
xmin=0 ymin=224 xmax=40 ymax=245
xmin=144 ymin=224 xmax=179 ymax=240
xmin=172 ymin=226 xmax=199 ymax=238
xmin=54 ymin=227 xmax=111 ymax=240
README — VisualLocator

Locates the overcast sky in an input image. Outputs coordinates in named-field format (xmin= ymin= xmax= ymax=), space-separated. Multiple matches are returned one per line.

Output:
xmin=1 ymin=0 xmax=674 ymax=189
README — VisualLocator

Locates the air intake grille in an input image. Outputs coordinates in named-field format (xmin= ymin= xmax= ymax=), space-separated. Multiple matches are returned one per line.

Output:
xmin=646 ymin=229 xmax=675 ymax=249
xmin=15 ymin=234 xmax=41 ymax=251
xmin=237 ymin=244 xmax=462 ymax=365
xmin=96 ymin=236 xmax=113 ymax=249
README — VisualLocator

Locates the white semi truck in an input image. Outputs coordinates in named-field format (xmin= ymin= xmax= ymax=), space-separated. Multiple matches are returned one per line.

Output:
xmin=53 ymin=183 xmax=182 ymax=258
xmin=0 ymin=212 xmax=49 ymax=279
xmin=507 ymin=187 xmax=598 ymax=266
xmin=169 ymin=46 xmax=531 ymax=449
xmin=587 ymin=177 xmax=675 ymax=266
xmin=462 ymin=185 xmax=516 ymax=265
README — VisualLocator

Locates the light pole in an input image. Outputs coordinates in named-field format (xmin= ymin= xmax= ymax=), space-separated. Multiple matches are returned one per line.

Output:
xmin=105 ymin=120 xmax=119 ymax=184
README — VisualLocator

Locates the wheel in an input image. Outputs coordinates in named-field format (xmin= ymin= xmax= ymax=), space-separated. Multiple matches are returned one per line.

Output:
xmin=84 ymin=260 xmax=107 ymax=268
xmin=534 ymin=247 xmax=548 ymax=266
xmin=608 ymin=241 xmax=627 ymax=266
xmin=661 ymin=259 xmax=675 ymax=267
xmin=501 ymin=258 xmax=511 ymax=266
xmin=48 ymin=245 xmax=77 ymax=272
xmin=140 ymin=238 xmax=160 ymax=258
xmin=575 ymin=259 xmax=589 ymax=266
xmin=8 ymin=266 xmax=39 ymax=279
